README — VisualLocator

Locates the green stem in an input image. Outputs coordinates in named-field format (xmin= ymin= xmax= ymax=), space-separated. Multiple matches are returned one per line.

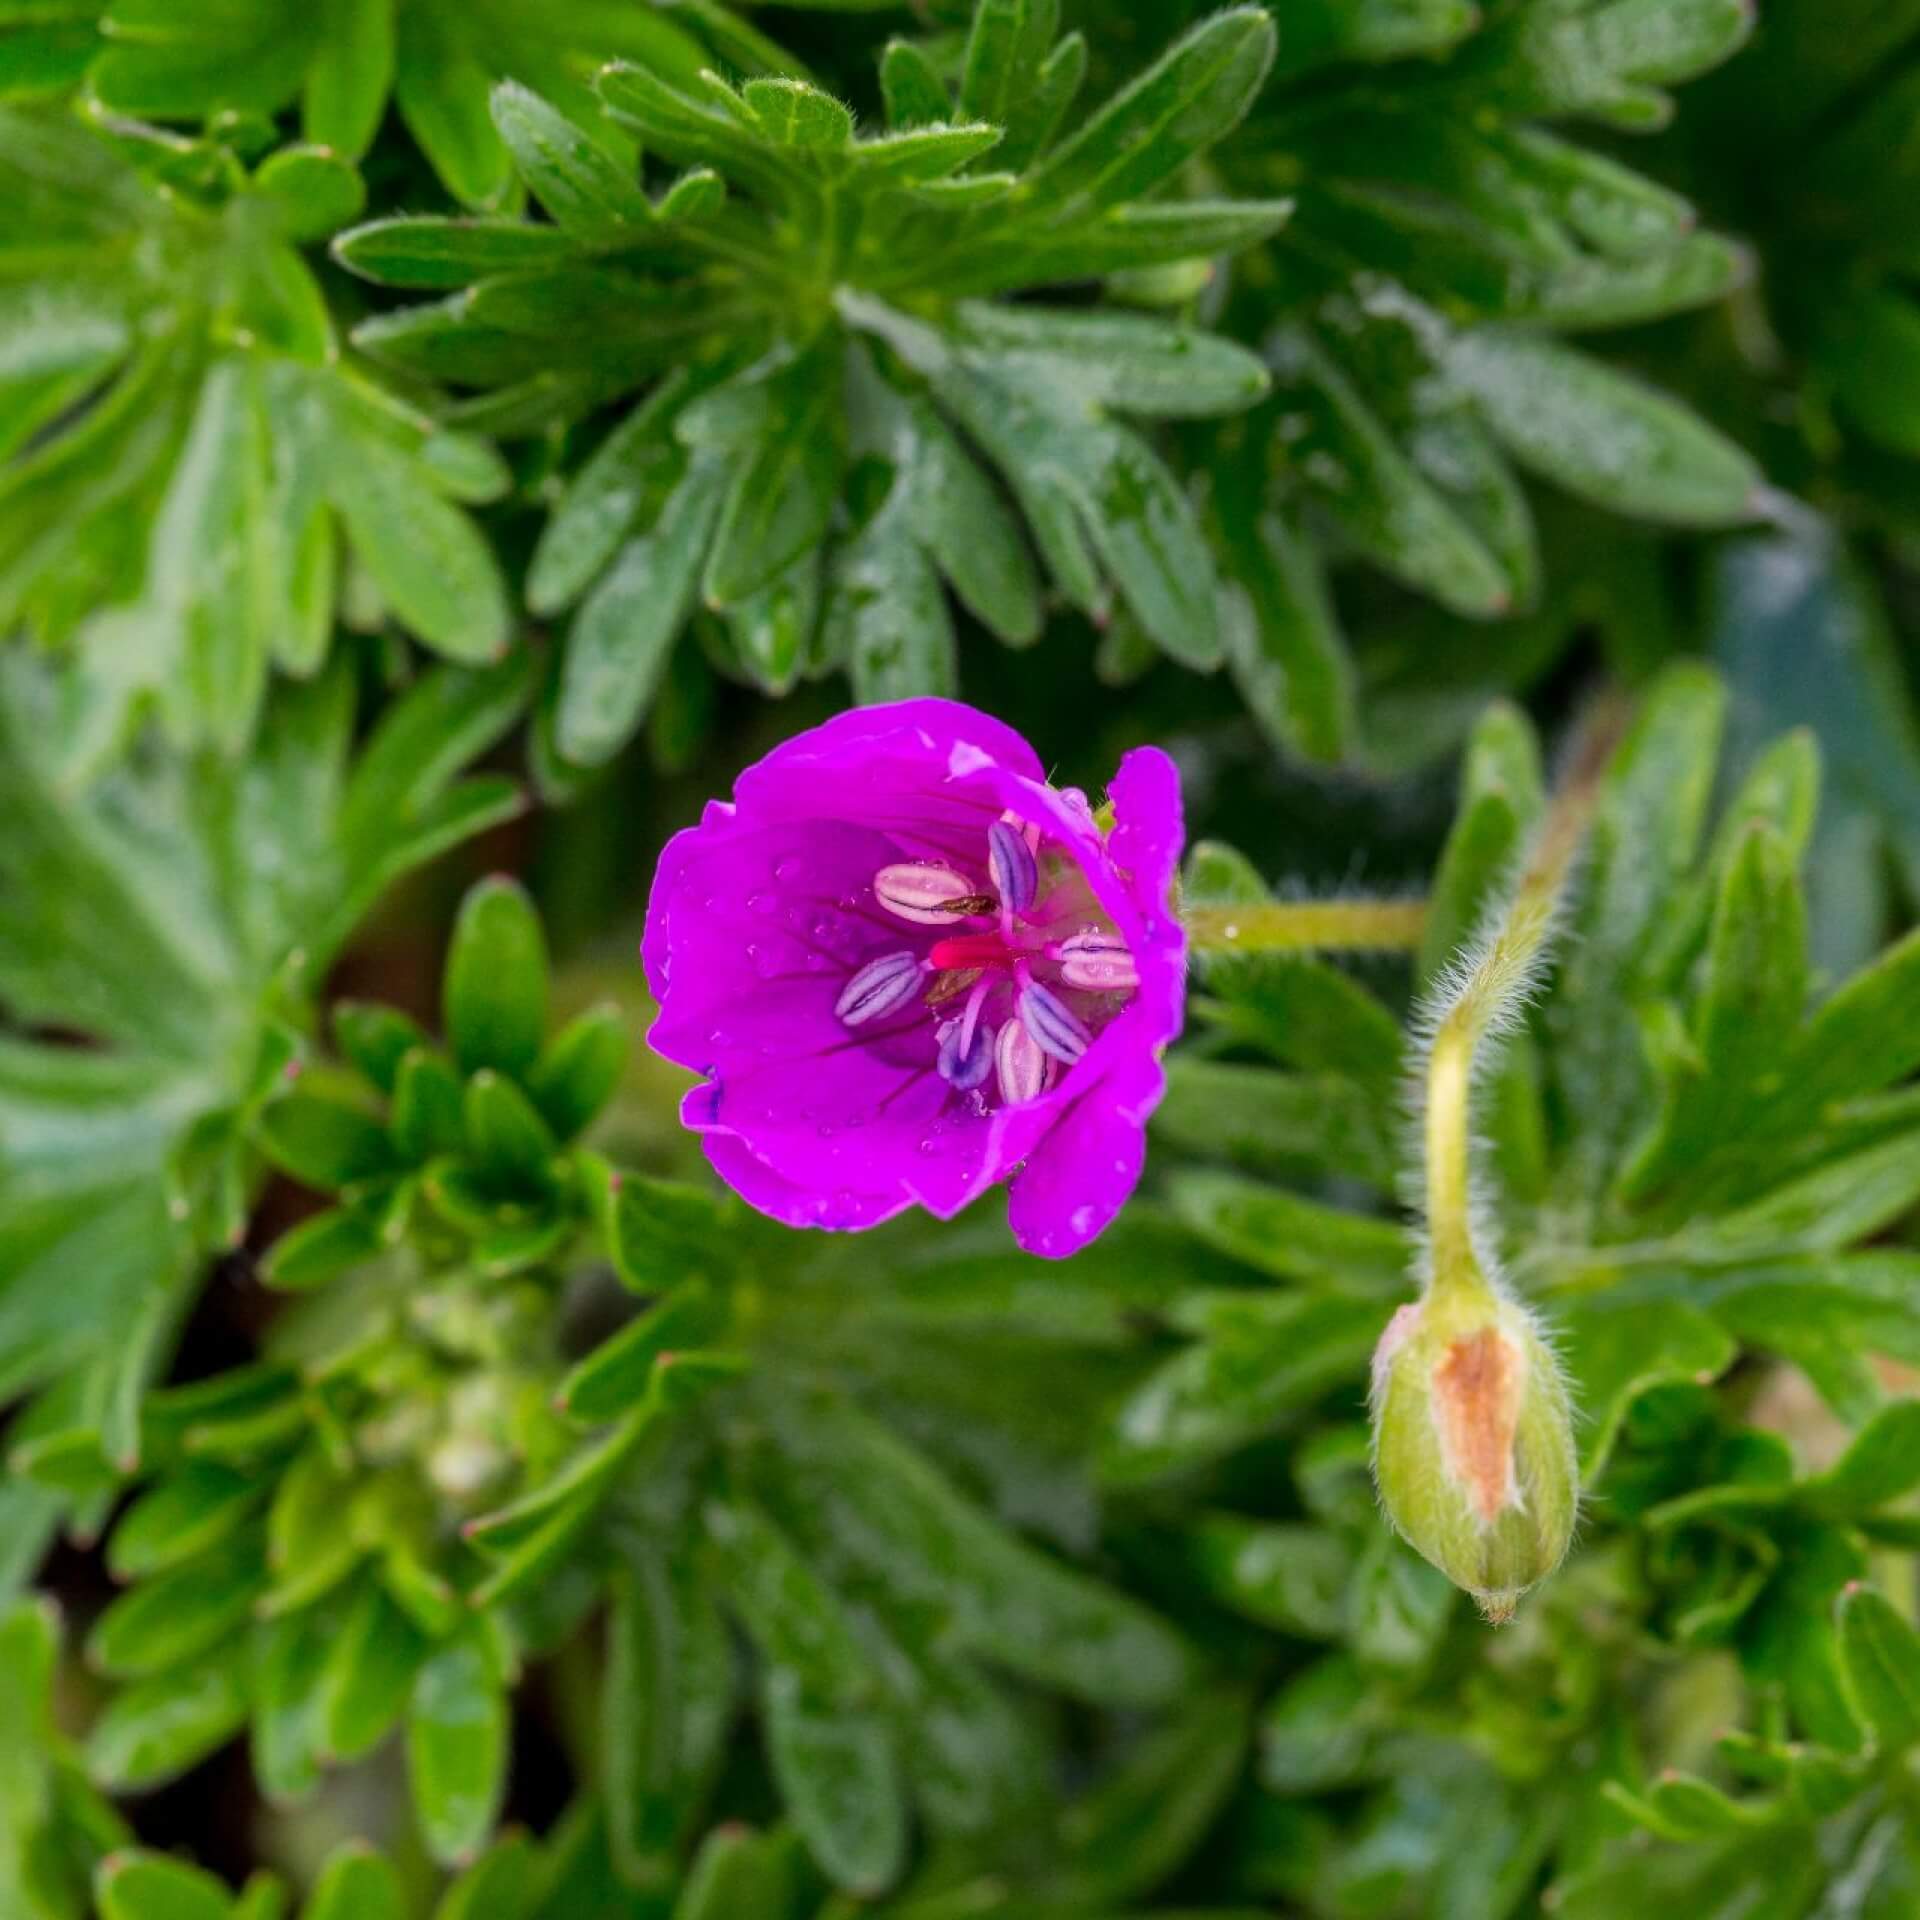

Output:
xmin=1421 ymin=714 xmax=1621 ymax=1310
xmin=1183 ymin=899 xmax=1427 ymax=954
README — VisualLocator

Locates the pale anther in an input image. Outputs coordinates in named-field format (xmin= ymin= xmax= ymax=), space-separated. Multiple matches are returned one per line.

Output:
xmin=835 ymin=949 xmax=923 ymax=1027
xmin=995 ymin=1016 xmax=1051 ymax=1105
xmin=874 ymin=862 xmax=983 ymax=925
xmin=1055 ymin=929 xmax=1138 ymax=992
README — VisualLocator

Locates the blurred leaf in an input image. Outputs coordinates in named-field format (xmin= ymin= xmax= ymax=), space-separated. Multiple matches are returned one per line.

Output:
xmin=1562 ymin=1298 xmax=1736 ymax=1481
xmin=446 ymin=878 xmax=550 ymax=1079
xmin=1443 ymin=330 xmax=1760 ymax=526
xmin=1803 ymin=1403 xmax=1920 ymax=1518
xmin=86 ymin=1653 xmax=250 ymax=1791
xmin=1837 ymin=1586 xmax=1920 ymax=1752
xmin=409 ymin=1630 xmax=509 ymax=1868
xmin=704 ymin=1493 xmax=907 ymax=1894
xmin=604 ymin=1547 xmax=735 ymax=1888
xmin=1105 ymin=1293 xmax=1386 ymax=1483
xmin=1165 ymin=1172 xmax=1405 ymax=1295
xmin=1708 ymin=527 xmax=1920 ymax=977
xmin=96 ymin=1855 xmax=233 ymax=1920
xmin=317 ymin=1582 xmax=427 ymax=1764
xmin=300 ymin=1847 xmax=403 ymax=1920
xmin=87 ymin=1527 xmax=267 ymax=1679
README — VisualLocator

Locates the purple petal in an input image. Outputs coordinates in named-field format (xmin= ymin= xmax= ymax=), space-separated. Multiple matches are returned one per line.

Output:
xmin=700 ymin=1130 xmax=910 ymax=1232
xmin=1007 ymin=1044 xmax=1166 ymax=1259
xmin=740 ymin=699 xmax=1045 ymax=788
xmin=643 ymin=816 xmax=899 ymax=1016
xmin=732 ymin=701 xmax=1043 ymax=868
xmin=1106 ymin=746 xmax=1185 ymax=910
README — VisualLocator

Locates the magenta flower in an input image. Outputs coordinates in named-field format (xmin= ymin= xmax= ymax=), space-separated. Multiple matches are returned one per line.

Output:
xmin=642 ymin=700 xmax=1185 ymax=1257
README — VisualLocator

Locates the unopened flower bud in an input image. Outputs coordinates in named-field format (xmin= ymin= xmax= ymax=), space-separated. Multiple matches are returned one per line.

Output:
xmin=1370 ymin=1292 xmax=1576 ymax=1622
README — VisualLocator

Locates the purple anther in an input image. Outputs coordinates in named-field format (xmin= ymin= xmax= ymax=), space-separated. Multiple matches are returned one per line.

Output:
xmin=987 ymin=820 xmax=1038 ymax=915
xmin=1019 ymin=979 xmax=1091 ymax=1065
xmin=955 ymin=975 xmax=991 ymax=1060
xmin=835 ymin=950 xmax=923 ymax=1027
xmin=874 ymin=863 xmax=982 ymax=926
xmin=937 ymin=1016 xmax=995 ymax=1091
xmin=995 ymin=1016 xmax=1052 ymax=1105
xmin=1055 ymin=929 xmax=1139 ymax=993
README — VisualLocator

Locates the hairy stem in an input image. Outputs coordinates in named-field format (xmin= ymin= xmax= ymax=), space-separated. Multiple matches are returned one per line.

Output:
xmin=1183 ymin=899 xmax=1427 ymax=954
xmin=1421 ymin=714 xmax=1622 ymax=1307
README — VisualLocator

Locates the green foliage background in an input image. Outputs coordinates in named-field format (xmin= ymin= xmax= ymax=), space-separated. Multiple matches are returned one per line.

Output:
xmin=4 ymin=1 xmax=1920 ymax=1915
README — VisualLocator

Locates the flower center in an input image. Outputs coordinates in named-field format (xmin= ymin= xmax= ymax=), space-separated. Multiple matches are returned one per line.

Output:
xmin=834 ymin=813 xmax=1139 ymax=1108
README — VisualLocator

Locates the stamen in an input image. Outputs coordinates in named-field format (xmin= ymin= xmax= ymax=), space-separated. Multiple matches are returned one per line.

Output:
xmin=937 ymin=893 xmax=999 ymax=917
xmin=1055 ymin=929 xmax=1138 ymax=992
xmin=987 ymin=821 xmax=1037 ymax=916
xmin=874 ymin=863 xmax=984 ymax=925
xmin=924 ymin=966 xmax=983 ymax=1008
xmin=1018 ymin=980 xmax=1091 ymax=1065
xmin=937 ymin=1017 xmax=994 ymax=1091
xmin=995 ymin=1016 xmax=1052 ymax=1105
xmin=835 ymin=950 xmax=923 ymax=1027
xmin=956 ymin=976 xmax=990 ymax=1058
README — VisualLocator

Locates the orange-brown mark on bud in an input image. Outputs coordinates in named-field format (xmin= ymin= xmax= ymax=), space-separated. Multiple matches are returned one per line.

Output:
xmin=1433 ymin=1325 xmax=1522 ymax=1524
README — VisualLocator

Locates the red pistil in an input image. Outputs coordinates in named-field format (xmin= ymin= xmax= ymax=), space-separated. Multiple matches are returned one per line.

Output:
xmin=928 ymin=933 xmax=1012 ymax=972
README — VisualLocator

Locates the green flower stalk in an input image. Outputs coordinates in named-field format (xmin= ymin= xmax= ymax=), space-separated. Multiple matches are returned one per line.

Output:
xmin=1371 ymin=723 xmax=1617 ymax=1621
xmin=1183 ymin=898 xmax=1427 ymax=955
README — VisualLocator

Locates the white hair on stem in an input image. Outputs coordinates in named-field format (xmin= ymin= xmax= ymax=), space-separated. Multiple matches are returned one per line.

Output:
xmin=1399 ymin=705 xmax=1622 ymax=1308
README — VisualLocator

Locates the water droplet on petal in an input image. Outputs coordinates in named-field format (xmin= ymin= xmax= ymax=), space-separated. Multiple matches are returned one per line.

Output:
xmin=1070 ymin=1205 xmax=1095 ymax=1236
xmin=775 ymin=856 xmax=805 ymax=883
xmin=747 ymin=891 xmax=777 ymax=916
